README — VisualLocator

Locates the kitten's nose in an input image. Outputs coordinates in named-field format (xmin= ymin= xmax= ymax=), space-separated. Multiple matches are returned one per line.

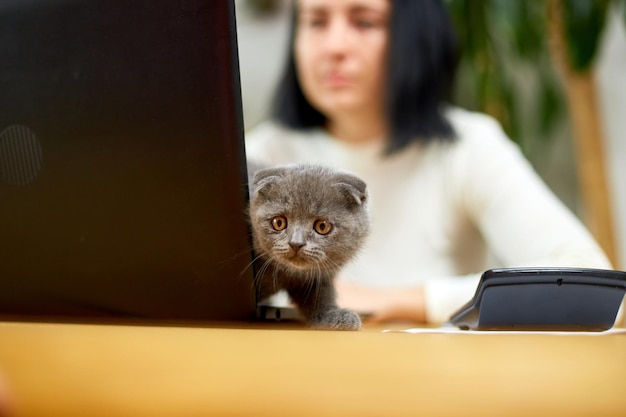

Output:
xmin=289 ymin=241 xmax=305 ymax=252
xmin=289 ymin=229 xmax=306 ymax=252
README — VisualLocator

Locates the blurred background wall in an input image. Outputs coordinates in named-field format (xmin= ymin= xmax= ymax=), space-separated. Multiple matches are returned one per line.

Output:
xmin=234 ymin=0 xmax=626 ymax=269
xmin=596 ymin=8 xmax=626 ymax=270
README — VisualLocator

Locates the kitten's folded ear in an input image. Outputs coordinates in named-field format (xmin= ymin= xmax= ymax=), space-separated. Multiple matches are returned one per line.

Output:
xmin=333 ymin=173 xmax=368 ymax=207
xmin=251 ymin=166 xmax=287 ymax=197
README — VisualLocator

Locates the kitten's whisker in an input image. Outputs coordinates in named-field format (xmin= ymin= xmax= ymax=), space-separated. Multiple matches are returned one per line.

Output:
xmin=272 ymin=261 xmax=281 ymax=295
xmin=253 ymin=259 xmax=266 ymax=283
xmin=318 ymin=259 xmax=332 ymax=277
xmin=253 ymin=257 xmax=273 ymax=292
xmin=304 ymin=268 xmax=318 ymax=303
xmin=314 ymin=265 xmax=322 ymax=307
xmin=251 ymin=254 xmax=268 ymax=279
xmin=323 ymin=257 xmax=342 ymax=273
xmin=240 ymin=251 xmax=268 ymax=277
xmin=218 ymin=247 xmax=263 ymax=283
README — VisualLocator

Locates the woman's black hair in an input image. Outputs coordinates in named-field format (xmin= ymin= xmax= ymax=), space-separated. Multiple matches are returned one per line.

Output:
xmin=271 ymin=0 xmax=459 ymax=153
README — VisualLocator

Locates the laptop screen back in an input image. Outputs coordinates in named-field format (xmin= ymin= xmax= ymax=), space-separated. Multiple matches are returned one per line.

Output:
xmin=0 ymin=0 xmax=257 ymax=323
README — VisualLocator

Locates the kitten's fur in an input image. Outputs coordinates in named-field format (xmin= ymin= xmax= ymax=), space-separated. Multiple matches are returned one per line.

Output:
xmin=248 ymin=163 xmax=369 ymax=330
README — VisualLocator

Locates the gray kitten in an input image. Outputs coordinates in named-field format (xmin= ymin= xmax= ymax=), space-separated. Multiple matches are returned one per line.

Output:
xmin=248 ymin=163 xmax=370 ymax=330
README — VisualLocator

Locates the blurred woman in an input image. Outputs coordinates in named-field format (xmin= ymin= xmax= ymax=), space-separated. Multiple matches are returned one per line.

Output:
xmin=245 ymin=0 xmax=611 ymax=323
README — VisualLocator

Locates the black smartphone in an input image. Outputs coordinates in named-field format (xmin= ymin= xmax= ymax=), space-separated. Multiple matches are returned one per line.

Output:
xmin=448 ymin=267 xmax=626 ymax=331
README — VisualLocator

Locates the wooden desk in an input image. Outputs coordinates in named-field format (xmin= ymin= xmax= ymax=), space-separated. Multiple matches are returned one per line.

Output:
xmin=0 ymin=321 xmax=625 ymax=417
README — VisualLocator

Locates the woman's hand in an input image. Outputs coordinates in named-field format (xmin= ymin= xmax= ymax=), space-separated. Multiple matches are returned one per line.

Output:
xmin=335 ymin=280 xmax=428 ymax=324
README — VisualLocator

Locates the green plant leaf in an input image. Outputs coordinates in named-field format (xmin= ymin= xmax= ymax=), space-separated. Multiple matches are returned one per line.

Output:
xmin=244 ymin=0 xmax=279 ymax=17
xmin=445 ymin=0 xmax=570 ymax=154
xmin=538 ymin=74 xmax=563 ymax=139
xmin=561 ymin=0 xmax=610 ymax=72
xmin=490 ymin=0 xmax=544 ymax=60
xmin=448 ymin=0 xmax=491 ymax=61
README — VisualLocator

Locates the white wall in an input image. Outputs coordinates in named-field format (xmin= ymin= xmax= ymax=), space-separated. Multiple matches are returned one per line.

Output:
xmin=235 ymin=1 xmax=626 ymax=269
xmin=235 ymin=1 xmax=291 ymax=129
xmin=596 ymin=7 xmax=626 ymax=269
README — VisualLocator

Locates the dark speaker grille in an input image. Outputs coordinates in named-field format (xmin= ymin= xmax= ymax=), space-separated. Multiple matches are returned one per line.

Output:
xmin=0 ymin=125 xmax=43 ymax=186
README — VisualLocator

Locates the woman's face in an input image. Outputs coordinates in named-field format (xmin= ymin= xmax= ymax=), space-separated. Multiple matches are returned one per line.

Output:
xmin=294 ymin=0 xmax=390 ymax=121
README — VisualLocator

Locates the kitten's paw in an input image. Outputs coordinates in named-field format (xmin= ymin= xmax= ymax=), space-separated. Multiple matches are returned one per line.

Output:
xmin=309 ymin=308 xmax=362 ymax=331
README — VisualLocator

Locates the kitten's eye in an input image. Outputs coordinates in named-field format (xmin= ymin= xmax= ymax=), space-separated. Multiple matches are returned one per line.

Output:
xmin=313 ymin=219 xmax=333 ymax=235
xmin=271 ymin=216 xmax=288 ymax=231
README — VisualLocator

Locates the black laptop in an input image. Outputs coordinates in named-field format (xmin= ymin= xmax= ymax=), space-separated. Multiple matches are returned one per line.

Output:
xmin=0 ymin=0 xmax=258 ymax=324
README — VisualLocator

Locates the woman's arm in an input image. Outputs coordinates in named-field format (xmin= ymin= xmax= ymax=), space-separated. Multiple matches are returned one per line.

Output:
xmin=335 ymin=280 xmax=427 ymax=324
xmin=336 ymin=273 xmax=483 ymax=324
xmin=453 ymin=113 xmax=611 ymax=270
